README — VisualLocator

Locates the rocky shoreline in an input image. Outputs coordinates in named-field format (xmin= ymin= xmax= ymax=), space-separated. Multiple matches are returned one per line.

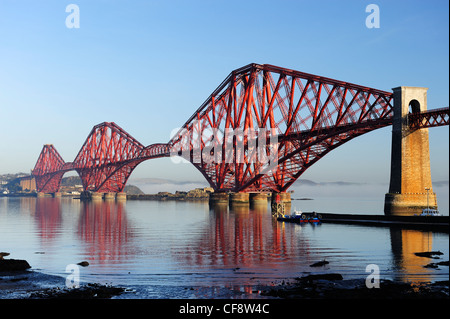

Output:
xmin=1 ymin=268 xmax=448 ymax=299
xmin=0 ymin=270 xmax=125 ymax=299
xmin=0 ymin=254 xmax=126 ymax=299
xmin=1 ymin=252 xmax=448 ymax=299
xmin=260 ymin=274 xmax=449 ymax=299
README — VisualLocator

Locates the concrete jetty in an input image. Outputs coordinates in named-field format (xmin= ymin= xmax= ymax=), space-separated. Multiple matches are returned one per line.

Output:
xmin=320 ymin=213 xmax=449 ymax=232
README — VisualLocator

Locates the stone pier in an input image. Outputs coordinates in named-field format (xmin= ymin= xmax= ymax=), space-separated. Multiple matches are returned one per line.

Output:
xmin=271 ymin=192 xmax=291 ymax=214
xmin=209 ymin=192 xmax=229 ymax=205
xmin=209 ymin=191 xmax=288 ymax=210
xmin=229 ymin=192 xmax=250 ymax=206
xmin=104 ymin=192 xmax=116 ymax=200
xmin=91 ymin=192 xmax=103 ymax=201
xmin=116 ymin=192 xmax=127 ymax=201
xmin=384 ymin=87 xmax=438 ymax=216
xmin=79 ymin=191 xmax=127 ymax=201
xmin=249 ymin=192 xmax=269 ymax=205
xmin=37 ymin=192 xmax=51 ymax=198
xmin=271 ymin=192 xmax=291 ymax=205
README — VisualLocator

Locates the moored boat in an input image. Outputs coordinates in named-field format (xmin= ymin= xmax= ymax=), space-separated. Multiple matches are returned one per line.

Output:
xmin=277 ymin=210 xmax=322 ymax=223
xmin=417 ymin=208 xmax=442 ymax=216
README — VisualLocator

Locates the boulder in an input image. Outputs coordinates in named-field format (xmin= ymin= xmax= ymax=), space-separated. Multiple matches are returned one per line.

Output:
xmin=297 ymin=273 xmax=343 ymax=282
xmin=310 ymin=260 xmax=329 ymax=267
xmin=0 ymin=259 xmax=31 ymax=271
xmin=0 ymin=252 xmax=10 ymax=260
xmin=414 ymin=251 xmax=444 ymax=259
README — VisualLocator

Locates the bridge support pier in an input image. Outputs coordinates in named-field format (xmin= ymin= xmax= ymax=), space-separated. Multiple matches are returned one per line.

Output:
xmin=271 ymin=192 xmax=291 ymax=205
xmin=116 ymin=192 xmax=127 ymax=201
xmin=37 ymin=192 xmax=52 ymax=198
xmin=104 ymin=192 xmax=115 ymax=200
xmin=384 ymin=86 xmax=437 ymax=216
xmin=209 ymin=192 xmax=229 ymax=205
xmin=249 ymin=193 xmax=269 ymax=205
xmin=229 ymin=192 xmax=249 ymax=206
xmin=271 ymin=192 xmax=291 ymax=214
xmin=209 ymin=191 xmax=287 ymax=210
xmin=79 ymin=191 xmax=127 ymax=201
xmin=91 ymin=192 xmax=103 ymax=201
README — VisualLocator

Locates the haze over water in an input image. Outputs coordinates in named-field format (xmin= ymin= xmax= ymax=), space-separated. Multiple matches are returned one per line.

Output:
xmin=1 ymin=186 xmax=448 ymax=299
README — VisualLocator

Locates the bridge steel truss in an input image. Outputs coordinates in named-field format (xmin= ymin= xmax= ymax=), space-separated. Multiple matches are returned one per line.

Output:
xmin=408 ymin=107 xmax=449 ymax=130
xmin=32 ymin=144 xmax=67 ymax=194
xmin=168 ymin=64 xmax=395 ymax=192
xmin=33 ymin=123 xmax=170 ymax=193
xmin=31 ymin=63 xmax=448 ymax=194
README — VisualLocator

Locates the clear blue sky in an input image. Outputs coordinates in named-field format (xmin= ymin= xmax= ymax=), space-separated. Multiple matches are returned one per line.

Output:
xmin=0 ymin=0 xmax=448 ymax=186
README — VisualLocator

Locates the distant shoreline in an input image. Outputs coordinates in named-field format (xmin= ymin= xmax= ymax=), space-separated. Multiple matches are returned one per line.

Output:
xmin=0 ymin=193 xmax=37 ymax=198
xmin=127 ymin=190 xmax=210 ymax=201
xmin=0 ymin=191 xmax=314 ymax=202
xmin=0 ymin=188 xmax=212 ymax=201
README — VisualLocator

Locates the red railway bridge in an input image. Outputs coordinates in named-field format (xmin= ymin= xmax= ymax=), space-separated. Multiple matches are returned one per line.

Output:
xmin=31 ymin=64 xmax=449 ymax=211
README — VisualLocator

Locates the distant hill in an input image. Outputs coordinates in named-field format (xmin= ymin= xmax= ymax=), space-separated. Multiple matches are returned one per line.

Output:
xmin=297 ymin=179 xmax=364 ymax=186
xmin=124 ymin=185 xmax=144 ymax=195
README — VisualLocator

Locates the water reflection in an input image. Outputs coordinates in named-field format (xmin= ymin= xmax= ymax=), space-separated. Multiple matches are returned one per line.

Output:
xmin=390 ymin=229 xmax=435 ymax=283
xmin=180 ymin=202 xmax=306 ymax=268
xmin=1 ymin=197 xmax=446 ymax=290
xmin=175 ymin=202 xmax=445 ymax=285
xmin=77 ymin=200 xmax=131 ymax=265
xmin=34 ymin=197 xmax=63 ymax=243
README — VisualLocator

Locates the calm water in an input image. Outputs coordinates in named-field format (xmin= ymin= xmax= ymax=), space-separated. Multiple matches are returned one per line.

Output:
xmin=0 ymin=195 xmax=449 ymax=299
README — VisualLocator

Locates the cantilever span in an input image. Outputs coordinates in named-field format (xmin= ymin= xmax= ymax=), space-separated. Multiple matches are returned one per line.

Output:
xmin=32 ymin=122 xmax=170 ymax=193
xmin=31 ymin=63 xmax=449 ymax=195
xmin=167 ymin=63 xmax=394 ymax=193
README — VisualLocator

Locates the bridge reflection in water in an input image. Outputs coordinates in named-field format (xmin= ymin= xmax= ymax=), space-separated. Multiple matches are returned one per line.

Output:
xmin=390 ymin=229 xmax=436 ymax=283
xmin=15 ymin=197 xmax=447 ymax=287
xmin=77 ymin=200 xmax=131 ymax=265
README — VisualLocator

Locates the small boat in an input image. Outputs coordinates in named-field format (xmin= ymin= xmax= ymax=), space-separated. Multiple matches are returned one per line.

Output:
xmin=277 ymin=210 xmax=322 ymax=223
xmin=418 ymin=208 xmax=442 ymax=217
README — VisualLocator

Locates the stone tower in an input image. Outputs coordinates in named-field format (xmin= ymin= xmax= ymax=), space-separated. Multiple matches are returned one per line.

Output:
xmin=384 ymin=86 xmax=437 ymax=215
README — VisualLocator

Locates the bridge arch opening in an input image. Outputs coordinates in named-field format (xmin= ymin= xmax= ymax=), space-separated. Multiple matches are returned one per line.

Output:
xmin=60 ymin=170 xmax=83 ymax=190
xmin=409 ymin=99 xmax=421 ymax=114
xmin=128 ymin=157 xmax=209 ymax=194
